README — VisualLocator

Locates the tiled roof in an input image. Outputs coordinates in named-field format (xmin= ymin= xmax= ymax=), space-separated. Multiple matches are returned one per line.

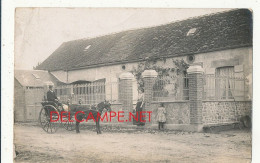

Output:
xmin=36 ymin=9 xmax=252 ymax=71
xmin=14 ymin=70 xmax=60 ymax=87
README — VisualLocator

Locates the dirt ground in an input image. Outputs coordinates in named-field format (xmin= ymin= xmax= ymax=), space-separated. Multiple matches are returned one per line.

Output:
xmin=14 ymin=123 xmax=251 ymax=163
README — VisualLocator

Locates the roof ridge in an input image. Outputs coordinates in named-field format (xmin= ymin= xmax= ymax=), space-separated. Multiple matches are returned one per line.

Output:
xmin=63 ymin=9 xmax=237 ymax=44
xmin=15 ymin=69 xmax=48 ymax=72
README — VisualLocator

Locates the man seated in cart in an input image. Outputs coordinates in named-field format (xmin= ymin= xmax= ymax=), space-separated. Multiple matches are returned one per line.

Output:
xmin=47 ymin=85 xmax=63 ymax=110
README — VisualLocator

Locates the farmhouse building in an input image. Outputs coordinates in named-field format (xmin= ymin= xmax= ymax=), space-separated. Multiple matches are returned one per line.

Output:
xmin=34 ymin=9 xmax=252 ymax=130
xmin=37 ymin=9 xmax=252 ymax=99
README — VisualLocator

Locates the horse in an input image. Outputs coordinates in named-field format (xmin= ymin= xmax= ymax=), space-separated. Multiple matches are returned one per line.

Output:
xmin=72 ymin=101 xmax=112 ymax=134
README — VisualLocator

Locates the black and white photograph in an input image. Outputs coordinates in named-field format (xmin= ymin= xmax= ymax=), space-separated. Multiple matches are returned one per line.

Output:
xmin=2 ymin=4 xmax=257 ymax=163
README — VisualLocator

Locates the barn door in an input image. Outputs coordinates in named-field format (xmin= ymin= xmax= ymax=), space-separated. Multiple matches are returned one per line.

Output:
xmin=25 ymin=88 xmax=44 ymax=121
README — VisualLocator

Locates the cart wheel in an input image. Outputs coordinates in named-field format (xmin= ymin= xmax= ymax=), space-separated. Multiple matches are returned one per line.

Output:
xmin=39 ymin=105 xmax=60 ymax=134
xmin=62 ymin=115 xmax=76 ymax=131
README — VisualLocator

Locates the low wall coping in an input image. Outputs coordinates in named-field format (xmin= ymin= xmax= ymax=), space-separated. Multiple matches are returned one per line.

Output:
xmin=187 ymin=65 xmax=204 ymax=74
xmin=142 ymin=70 xmax=158 ymax=78
xmin=119 ymin=72 xmax=135 ymax=80
xmin=202 ymin=100 xmax=252 ymax=102
xmin=151 ymin=100 xmax=189 ymax=104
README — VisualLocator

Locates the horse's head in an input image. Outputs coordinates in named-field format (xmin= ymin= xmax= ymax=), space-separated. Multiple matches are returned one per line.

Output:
xmin=97 ymin=100 xmax=112 ymax=112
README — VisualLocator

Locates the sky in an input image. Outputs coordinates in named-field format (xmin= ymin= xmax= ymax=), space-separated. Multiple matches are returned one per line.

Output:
xmin=14 ymin=8 xmax=231 ymax=70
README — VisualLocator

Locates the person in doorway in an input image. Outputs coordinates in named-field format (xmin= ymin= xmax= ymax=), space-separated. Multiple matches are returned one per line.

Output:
xmin=157 ymin=103 xmax=166 ymax=130
xmin=134 ymin=88 xmax=145 ymax=126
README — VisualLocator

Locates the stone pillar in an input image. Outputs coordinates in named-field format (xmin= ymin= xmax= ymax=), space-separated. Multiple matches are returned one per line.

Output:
xmin=119 ymin=72 xmax=134 ymax=124
xmin=187 ymin=65 xmax=204 ymax=126
xmin=142 ymin=70 xmax=158 ymax=125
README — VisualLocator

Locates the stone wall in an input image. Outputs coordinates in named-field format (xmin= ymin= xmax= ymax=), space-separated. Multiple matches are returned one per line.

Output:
xmin=150 ymin=102 xmax=190 ymax=125
xmin=102 ymin=101 xmax=252 ymax=126
xmin=202 ymin=101 xmax=252 ymax=124
xmin=101 ymin=101 xmax=252 ymax=127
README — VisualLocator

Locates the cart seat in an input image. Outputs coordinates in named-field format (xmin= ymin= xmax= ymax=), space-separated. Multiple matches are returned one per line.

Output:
xmin=41 ymin=101 xmax=57 ymax=107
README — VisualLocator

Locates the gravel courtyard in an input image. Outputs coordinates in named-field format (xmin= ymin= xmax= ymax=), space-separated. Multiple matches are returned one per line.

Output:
xmin=14 ymin=123 xmax=251 ymax=163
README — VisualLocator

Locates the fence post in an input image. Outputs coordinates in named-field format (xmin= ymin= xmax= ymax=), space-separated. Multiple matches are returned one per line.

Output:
xmin=187 ymin=65 xmax=204 ymax=131
xmin=142 ymin=70 xmax=158 ymax=125
xmin=119 ymin=72 xmax=134 ymax=124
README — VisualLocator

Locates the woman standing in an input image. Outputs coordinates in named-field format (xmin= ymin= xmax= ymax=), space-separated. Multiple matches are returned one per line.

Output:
xmin=157 ymin=103 xmax=166 ymax=130
xmin=133 ymin=89 xmax=145 ymax=126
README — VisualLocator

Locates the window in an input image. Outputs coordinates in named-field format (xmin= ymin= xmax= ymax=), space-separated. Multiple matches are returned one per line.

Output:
xmin=215 ymin=66 xmax=235 ymax=100
xmin=32 ymin=73 xmax=40 ymax=79
xmin=187 ymin=28 xmax=197 ymax=36
xmin=84 ymin=45 xmax=91 ymax=51
xmin=187 ymin=55 xmax=195 ymax=63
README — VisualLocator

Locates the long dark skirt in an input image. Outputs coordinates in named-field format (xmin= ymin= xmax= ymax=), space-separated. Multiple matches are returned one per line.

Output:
xmin=133 ymin=101 xmax=145 ymax=126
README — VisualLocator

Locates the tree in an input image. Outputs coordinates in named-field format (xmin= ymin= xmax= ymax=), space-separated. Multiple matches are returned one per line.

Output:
xmin=131 ymin=57 xmax=189 ymax=97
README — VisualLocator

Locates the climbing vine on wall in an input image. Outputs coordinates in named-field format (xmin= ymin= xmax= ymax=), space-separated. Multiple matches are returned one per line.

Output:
xmin=131 ymin=57 xmax=189 ymax=92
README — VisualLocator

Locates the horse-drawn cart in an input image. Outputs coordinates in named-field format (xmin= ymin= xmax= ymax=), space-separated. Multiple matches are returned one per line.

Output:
xmin=39 ymin=101 xmax=75 ymax=133
xmin=38 ymin=100 xmax=111 ymax=134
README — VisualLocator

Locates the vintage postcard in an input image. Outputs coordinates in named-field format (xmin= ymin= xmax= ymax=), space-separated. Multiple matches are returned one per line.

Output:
xmin=11 ymin=7 xmax=253 ymax=162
